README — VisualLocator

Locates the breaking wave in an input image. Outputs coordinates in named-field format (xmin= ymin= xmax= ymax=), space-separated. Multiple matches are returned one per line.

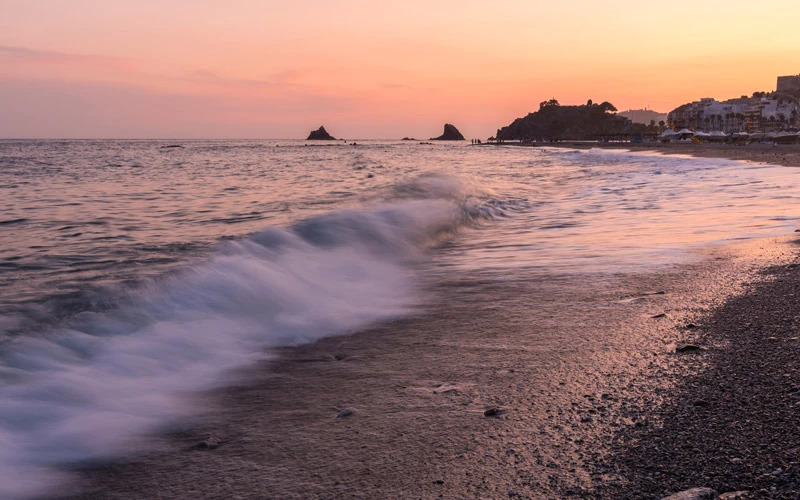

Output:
xmin=0 ymin=175 xmax=522 ymax=498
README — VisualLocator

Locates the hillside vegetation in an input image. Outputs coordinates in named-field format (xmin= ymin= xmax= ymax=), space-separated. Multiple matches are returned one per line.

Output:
xmin=496 ymin=99 xmax=645 ymax=141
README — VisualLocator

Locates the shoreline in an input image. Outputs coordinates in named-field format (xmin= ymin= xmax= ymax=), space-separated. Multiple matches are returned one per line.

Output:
xmin=491 ymin=141 xmax=800 ymax=168
xmin=68 ymin=233 xmax=800 ymax=499
xmin=60 ymin=145 xmax=800 ymax=499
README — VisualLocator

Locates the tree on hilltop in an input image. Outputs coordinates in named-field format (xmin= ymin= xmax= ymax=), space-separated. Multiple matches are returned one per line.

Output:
xmin=539 ymin=99 xmax=560 ymax=110
xmin=599 ymin=101 xmax=617 ymax=113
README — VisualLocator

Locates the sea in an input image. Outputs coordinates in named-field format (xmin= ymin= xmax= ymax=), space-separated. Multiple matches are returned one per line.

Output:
xmin=1 ymin=139 xmax=800 ymax=498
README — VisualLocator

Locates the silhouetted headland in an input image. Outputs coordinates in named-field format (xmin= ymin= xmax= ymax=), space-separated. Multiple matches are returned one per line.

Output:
xmin=495 ymin=99 xmax=641 ymax=142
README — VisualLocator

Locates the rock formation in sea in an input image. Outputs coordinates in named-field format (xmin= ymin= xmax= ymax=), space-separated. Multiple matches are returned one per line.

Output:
xmin=430 ymin=124 xmax=465 ymax=141
xmin=307 ymin=126 xmax=336 ymax=140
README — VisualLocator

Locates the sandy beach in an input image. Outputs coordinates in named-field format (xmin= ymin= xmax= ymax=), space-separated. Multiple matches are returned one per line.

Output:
xmin=7 ymin=2 xmax=800 ymax=499
xmin=518 ymin=142 xmax=800 ymax=169
xmin=0 ymin=142 xmax=786 ymax=499
xmin=67 ymin=229 xmax=800 ymax=499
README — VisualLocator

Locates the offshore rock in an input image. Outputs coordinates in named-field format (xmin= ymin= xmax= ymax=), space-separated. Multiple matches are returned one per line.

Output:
xmin=307 ymin=126 xmax=336 ymax=140
xmin=430 ymin=123 xmax=465 ymax=141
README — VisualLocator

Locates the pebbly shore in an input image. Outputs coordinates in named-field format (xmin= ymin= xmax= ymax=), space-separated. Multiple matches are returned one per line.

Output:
xmin=595 ymin=254 xmax=800 ymax=499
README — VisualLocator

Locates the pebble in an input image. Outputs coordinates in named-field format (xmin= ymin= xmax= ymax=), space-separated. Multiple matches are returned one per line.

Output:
xmin=337 ymin=409 xmax=354 ymax=418
xmin=661 ymin=487 xmax=717 ymax=499
xmin=676 ymin=344 xmax=705 ymax=353
xmin=434 ymin=383 xmax=461 ymax=395
xmin=719 ymin=492 xmax=750 ymax=499
xmin=192 ymin=437 xmax=220 ymax=450
xmin=484 ymin=407 xmax=502 ymax=417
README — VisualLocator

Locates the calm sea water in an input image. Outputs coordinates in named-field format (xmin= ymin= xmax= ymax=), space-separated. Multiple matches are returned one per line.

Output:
xmin=1 ymin=139 xmax=800 ymax=497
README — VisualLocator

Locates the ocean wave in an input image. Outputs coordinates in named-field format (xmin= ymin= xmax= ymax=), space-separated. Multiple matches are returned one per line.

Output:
xmin=0 ymin=175 xmax=519 ymax=499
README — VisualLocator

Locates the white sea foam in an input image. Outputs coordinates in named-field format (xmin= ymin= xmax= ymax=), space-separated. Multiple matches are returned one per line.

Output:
xmin=0 ymin=181 xmax=501 ymax=498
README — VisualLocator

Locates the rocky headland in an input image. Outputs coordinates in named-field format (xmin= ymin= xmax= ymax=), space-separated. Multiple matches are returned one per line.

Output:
xmin=496 ymin=99 xmax=652 ymax=141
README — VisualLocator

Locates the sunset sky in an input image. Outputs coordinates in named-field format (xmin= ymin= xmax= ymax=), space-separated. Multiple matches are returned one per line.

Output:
xmin=2 ymin=0 xmax=800 ymax=139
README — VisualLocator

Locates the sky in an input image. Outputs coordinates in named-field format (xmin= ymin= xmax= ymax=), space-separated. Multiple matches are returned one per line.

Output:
xmin=2 ymin=0 xmax=800 ymax=139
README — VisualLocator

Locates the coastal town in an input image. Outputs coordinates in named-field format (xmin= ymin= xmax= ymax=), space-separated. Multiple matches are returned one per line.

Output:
xmin=661 ymin=73 xmax=800 ymax=142
xmin=488 ymin=73 xmax=800 ymax=146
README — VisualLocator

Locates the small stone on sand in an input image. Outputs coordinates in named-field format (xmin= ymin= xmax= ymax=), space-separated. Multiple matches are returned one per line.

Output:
xmin=192 ymin=437 xmax=220 ymax=450
xmin=484 ymin=407 xmax=502 ymax=417
xmin=676 ymin=344 xmax=704 ymax=353
xmin=661 ymin=487 xmax=717 ymax=499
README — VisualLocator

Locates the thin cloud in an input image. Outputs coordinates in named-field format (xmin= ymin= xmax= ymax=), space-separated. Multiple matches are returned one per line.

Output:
xmin=183 ymin=69 xmax=279 ymax=88
xmin=0 ymin=45 xmax=134 ymax=68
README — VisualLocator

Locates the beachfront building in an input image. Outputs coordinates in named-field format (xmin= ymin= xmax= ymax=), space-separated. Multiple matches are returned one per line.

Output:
xmin=669 ymin=94 xmax=799 ymax=133
xmin=777 ymin=74 xmax=800 ymax=95
xmin=746 ymin=97 xmax=799 ymax=132
xmin=668 ymin=97 xmax=748 ymax=132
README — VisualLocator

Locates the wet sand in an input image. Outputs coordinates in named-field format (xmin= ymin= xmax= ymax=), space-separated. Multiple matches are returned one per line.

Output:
xmin=66 ymin=234 xmax=799 ymax=499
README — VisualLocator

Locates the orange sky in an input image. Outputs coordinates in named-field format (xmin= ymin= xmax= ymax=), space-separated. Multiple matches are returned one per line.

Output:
xmin=2 ymin=0 xmax=799 ymax=138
